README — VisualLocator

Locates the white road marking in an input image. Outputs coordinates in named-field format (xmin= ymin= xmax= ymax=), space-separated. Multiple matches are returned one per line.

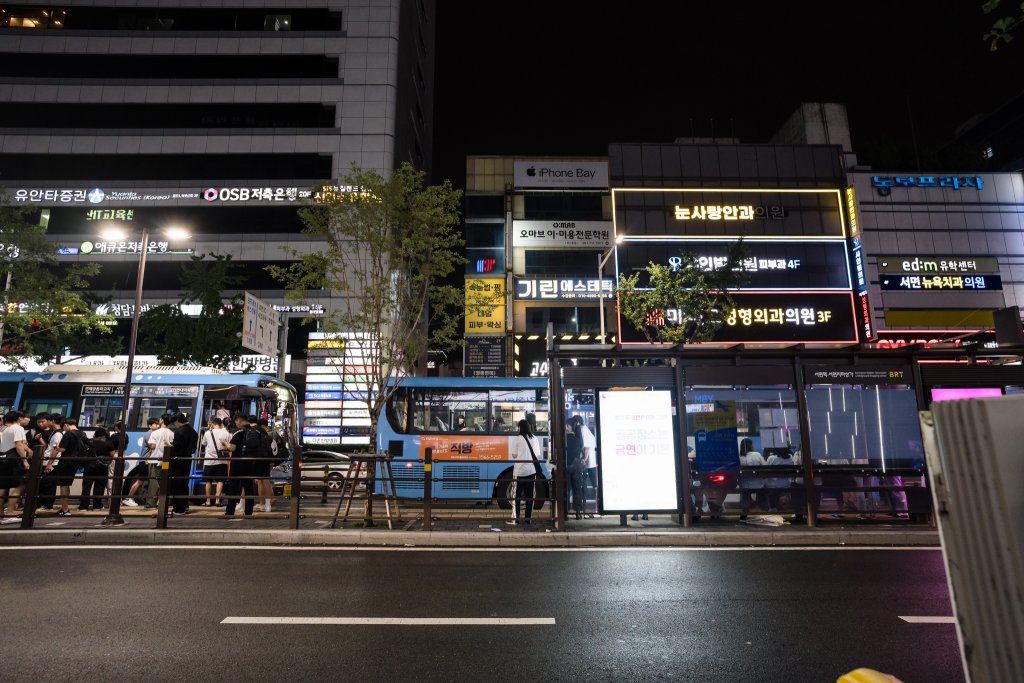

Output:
xmin=222 ymin=617 xmax=555 ymax=626
xmin=0 ymin=545 xmax=942 ymax=552
xmin=899 ymin=616 xmax=956 ymax=624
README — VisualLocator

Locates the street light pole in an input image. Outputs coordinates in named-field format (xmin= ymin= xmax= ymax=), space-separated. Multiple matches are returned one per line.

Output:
xmin=103 ymin=225 xmax=149 ymax=526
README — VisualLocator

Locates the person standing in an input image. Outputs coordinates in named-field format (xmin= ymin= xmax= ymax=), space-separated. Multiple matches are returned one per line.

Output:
xmin=80 ymin=427 xmax=114 ymax=511
xmin=51 ymin=418 xmax=86 ymax=516
xmin=575 ymin=415 xmax=599 ymax=517
xmin=124 ymin=418 xmax=159 ymax=507
xmin=507 ymin=419 xmax=543 ymax=525
xmin=0 ymin=411 xmax=32 ymax=524
xmin=201 ymin=417 xmax=231 ymax=506
xmin=169 ymin=413 xmax=198 ymax=515
xmin=34 ymin=413 xmax=58 ymax=510
xmin=214 ymin=403 xmax=231 ymax=422
xmin=565 ymin=420 xmax=588 ymax=520
xmin=738 ymin=438 xmax=766 ymax=520
xmin=254 ymin=419 xmax=276 ymax=512
xmin=145 ymin=414 xmax=175 ymax=509
xmin=223 ymin=414 xmax=260 ymax=518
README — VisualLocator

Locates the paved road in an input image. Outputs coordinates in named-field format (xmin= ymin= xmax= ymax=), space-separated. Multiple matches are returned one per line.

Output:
xmin=0 ymin=547 xmax=961 ymax=682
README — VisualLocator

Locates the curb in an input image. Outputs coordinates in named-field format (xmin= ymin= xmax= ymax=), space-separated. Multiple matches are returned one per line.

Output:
xmin=0 ymin=528 xmax=941 ymax=548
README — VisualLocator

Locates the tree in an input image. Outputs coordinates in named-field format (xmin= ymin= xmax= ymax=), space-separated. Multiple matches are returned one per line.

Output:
xmin=139 ymin=253 xmax=250 ymax=370
xmin=268 ymin=163 xmax=464 ymax=446
xmin=0 ymin=190 xmax=114 ymax=367
xmin=617 ymin=242 xmax=749 ymax=344
xmin=982 ymin=0 xmax=1024 ymax=50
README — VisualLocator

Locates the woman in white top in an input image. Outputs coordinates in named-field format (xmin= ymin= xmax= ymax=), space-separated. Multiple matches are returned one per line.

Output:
xmin=738 ymin=438 xmax=766 ymax=519
xmin=507 ymin=419 xmax=543 ymax=525
xmin=202 ymin=417 xmax=232 ymax=506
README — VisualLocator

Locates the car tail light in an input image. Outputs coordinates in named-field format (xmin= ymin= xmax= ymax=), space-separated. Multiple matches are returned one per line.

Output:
xmin=708 ymin=474 xmax=727 ymax=484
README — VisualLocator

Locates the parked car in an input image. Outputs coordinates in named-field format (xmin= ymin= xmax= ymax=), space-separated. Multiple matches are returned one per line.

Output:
xmin=271 ymin=450 xmax=353 ymax=497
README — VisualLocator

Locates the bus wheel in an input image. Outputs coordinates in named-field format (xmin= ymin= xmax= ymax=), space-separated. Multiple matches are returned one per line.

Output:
xmin=494 ymin=468 xmax=515 ymax=510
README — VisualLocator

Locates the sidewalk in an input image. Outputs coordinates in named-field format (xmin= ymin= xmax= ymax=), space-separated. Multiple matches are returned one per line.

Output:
xmin=0 ymin=510 xmax=939 ymax=547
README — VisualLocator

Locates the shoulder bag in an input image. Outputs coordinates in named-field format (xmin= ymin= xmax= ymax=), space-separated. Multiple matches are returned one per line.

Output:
xmin=521 ymin=435 xmax=546 ymax=480
xmin=0 ymin=425 xmax=17 ymax=460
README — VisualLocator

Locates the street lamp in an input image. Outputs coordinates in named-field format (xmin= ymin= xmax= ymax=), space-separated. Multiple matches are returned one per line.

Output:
xmin=597 ymin=234 xmax=624 ymax=346
xmin=102 ymin=224 xmax=190 ymax=526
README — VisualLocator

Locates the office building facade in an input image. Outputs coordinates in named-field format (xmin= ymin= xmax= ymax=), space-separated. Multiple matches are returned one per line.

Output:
xmin=0 ymin=0 xmax=435 ymax=364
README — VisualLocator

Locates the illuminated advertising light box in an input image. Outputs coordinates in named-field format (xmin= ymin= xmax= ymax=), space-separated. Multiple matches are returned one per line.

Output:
xmin=598 ymin=390 xmax=679 ymax=512
xmin=304 ymin=409 xmax=342 ymax=418
xmin=305 ymin=391 xmax=343 ymax=401
xmin=341 ymin=436 xmax=371 ymax=446
xmin=619 ymin=292 xmax=859 ymax=344
xmin=304 ymin=418 xmax=342 ymax=427
xmin=303 ymin=436 xmax=341 ymax=445
xmin=876 ymin=256 xmax=999 ymax=274
xmin=303 ymin=426 xmax=341 ymax=436
xmin=306 ymin=383 xmax=343 ymax=391
xmin=616 ymin=240 xmax=852 ymax=290
xmin=304 ymin=400 xmax=343 ymax=410
xmin=931 ymin=387 xmax=1003 ymax=402
xmin=611 ymin=188 xmax=845 ymax=239
xmin=879 ymin=274 xmax=1002 ymax=291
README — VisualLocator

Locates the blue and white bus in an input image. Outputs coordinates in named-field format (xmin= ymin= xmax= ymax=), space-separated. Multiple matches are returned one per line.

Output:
xmin=0 ymin=364 xmax=298 ymax=492
xmin=377 ymin=377 xmax=550 ymax=506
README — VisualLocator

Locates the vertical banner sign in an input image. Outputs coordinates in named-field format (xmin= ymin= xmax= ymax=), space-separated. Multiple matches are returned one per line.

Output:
xmin=845 ymin=186 xmax=874 ymax=341
xmin=464 ymin=278 xmax=507 ymax=334
xmin=242 ymin=292 xmax=280 ymax=357
xmin=598 ymin=390 xmax=678 ymax=511
xmin=692 ymin=401 xmax=739 ymax=472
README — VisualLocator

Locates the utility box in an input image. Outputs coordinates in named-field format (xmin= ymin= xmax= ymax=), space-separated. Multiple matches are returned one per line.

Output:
xmin=921 ymin=396 xmax=1024 ymax=683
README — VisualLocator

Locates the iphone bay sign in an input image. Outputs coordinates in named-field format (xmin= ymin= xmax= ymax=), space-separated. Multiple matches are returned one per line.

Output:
xmin=513 ymin=160 xmax=608 ymax=189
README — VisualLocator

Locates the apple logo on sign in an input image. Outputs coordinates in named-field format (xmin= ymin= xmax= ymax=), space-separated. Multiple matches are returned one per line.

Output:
xmin=526 ymin=166 xmax=536 ymax=177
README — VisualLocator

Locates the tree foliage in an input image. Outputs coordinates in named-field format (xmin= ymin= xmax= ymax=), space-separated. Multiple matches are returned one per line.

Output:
xmin=983 ymin=0 xmax=1024 ymax=50
xmin=616 ymin=241 xmax=749 ymax=344
xmin=0 ymin=190 xmax=114 ymax=367
xmin=139 ymin=252 xmax=249 ymax=370
xmin=268 ymin=163 xmax=464 ymax=440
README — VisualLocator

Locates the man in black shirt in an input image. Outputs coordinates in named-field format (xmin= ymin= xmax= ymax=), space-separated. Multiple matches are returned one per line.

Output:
xmin=169 ymin=413 xmax=198 ymax=515
xmin=223 ymin=414 xmax=259 ymax=517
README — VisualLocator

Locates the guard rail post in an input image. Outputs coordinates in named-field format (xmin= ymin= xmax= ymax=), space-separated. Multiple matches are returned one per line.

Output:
xmin=288 ymin=451 xmax=301 ymax=529
xmin=19 ymin=445 xmax=45 ymax=529
xmin=550 ymin=463 xmax=564 ymax=530
xmin=421 ymin=447 xmax=432 ymax=532
xmin=155 ymin=452 xmax=171 ymax=529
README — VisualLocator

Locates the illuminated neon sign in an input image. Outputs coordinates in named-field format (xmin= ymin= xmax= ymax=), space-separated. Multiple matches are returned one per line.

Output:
xmin=871 ymin=175 xmax=983 ymax=197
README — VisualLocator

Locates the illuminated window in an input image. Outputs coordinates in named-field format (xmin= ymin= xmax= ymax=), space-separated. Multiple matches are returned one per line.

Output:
xmin=4 ymin=7 xmax=66 ymax=28
xmin=264 ymin=14 xmax=291 ymax=31
xmin=983 ymin=146 xmax=994 ymax=159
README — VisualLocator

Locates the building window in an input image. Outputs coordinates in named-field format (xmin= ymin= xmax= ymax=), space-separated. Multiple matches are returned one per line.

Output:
xmin=525 ymin=307 xmax=600 ymax=335
xmin=264 ymin=14 xmax=291 ymax=30
xmin=983 ymin=146 xmax=994 ymax=159
xmin=2 ymin=6 xmax=66 ymax=28
xmin=525 ymin=249 xmax=602 ymax=276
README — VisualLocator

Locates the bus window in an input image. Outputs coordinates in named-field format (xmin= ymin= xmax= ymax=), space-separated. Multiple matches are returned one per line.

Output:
xmin=412 ymin=390 xmax=487 ymax=432
xmin=81 ymin=397 xmax=125 ymax=427
xmin=387 ymin=388 xmax=409 ymax=433
xmin=135 ymin=398 xmax=194 ymax=428
xmin=490 ymin=389 xmax=548 ymax=434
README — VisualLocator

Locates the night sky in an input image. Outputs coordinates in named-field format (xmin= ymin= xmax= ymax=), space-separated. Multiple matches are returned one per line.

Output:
xmin=432 ymin=0 xmax=1020 ymax=186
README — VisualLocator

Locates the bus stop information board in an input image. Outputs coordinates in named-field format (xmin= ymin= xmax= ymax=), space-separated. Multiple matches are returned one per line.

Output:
xmin=598 ymin=390 xmax=678 ymax=512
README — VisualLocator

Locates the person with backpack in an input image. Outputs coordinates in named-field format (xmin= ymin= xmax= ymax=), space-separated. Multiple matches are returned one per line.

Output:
xmin=49 ymin=417 xmax=86 ymax=516
xmin=254 ymin=419 xmax=279 ymax=512
xmin=80 ymin=426 xmax=114 ymax=511
xmin=201 ymin=417 xmax=231 ymax=506
xmin=34 ymin=413 xmax=58 ymax=510
xmin=223 ymin=414 xmax=260 ymax=517
xmin=0 ymin=411 xmax=32 ymax=524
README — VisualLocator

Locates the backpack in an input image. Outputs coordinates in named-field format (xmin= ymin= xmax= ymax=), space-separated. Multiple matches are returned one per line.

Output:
xmin=75 ymin=431 xmax=98 ymax=462
xmin=92 ymin=436 xmax=114 ymax=466
xmin=242 ymin=426 xmax=264 ymax=458
xmin=269 ymin=431 xmax=288 ymax=466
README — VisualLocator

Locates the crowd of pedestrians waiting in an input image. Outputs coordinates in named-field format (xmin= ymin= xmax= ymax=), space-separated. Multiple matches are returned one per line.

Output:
xmin=0 ymin=409 xmax=288 ymax=524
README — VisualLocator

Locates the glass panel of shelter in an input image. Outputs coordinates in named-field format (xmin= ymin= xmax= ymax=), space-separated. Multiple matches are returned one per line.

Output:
xmin=685 ymin=387 xmax=805 ymax=518
xmin=805 ymin=383 xmax=925 ymax=519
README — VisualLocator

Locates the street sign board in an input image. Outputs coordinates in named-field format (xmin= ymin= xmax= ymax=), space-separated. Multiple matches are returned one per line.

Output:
xmin=242 ymin=292 xmax=279 ymax=357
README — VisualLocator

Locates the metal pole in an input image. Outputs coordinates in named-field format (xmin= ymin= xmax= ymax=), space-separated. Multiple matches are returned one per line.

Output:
xmin=18 ymin=445 xmax=44 ymax=529
xmin=422 ymin=447 xmax=432 ymax=531
xmin=103 ymin=225 xmax=149 ymax=526
xmin=598 ymin=253 xmax=605 ymax=345
xmin=276 ymin=312 xmax=287 ymax=380
xmin=793 ymin=357 xmax=817 ymax=527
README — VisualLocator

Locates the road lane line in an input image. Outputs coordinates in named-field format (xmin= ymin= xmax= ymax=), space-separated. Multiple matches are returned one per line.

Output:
xmin=222 ymin=617 xmax=556 ymax=626
xmin=899 ymin=616 xmax=956 ymax=624
xmin=0 ymin=545 xmax=942 ymax=552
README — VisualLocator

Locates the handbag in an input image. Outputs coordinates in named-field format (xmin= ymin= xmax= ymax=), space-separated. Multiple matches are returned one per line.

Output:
xmin=522 ymin=435 xmax=546 ymax=480
xmin=0 ymin=425 xmax=17 ymax=460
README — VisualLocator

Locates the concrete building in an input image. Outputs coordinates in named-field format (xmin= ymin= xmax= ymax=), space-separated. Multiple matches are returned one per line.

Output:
xmin=0 ymin=0 xmax=435 ymax=362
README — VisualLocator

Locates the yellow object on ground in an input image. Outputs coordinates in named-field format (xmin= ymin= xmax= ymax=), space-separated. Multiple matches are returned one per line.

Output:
xmin=837 ymin=669 xmax=904 ymax=683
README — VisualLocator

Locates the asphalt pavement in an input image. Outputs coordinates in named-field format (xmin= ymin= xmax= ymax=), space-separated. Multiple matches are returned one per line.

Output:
xmin=0 ymin=547 xmax=961 ymax=682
